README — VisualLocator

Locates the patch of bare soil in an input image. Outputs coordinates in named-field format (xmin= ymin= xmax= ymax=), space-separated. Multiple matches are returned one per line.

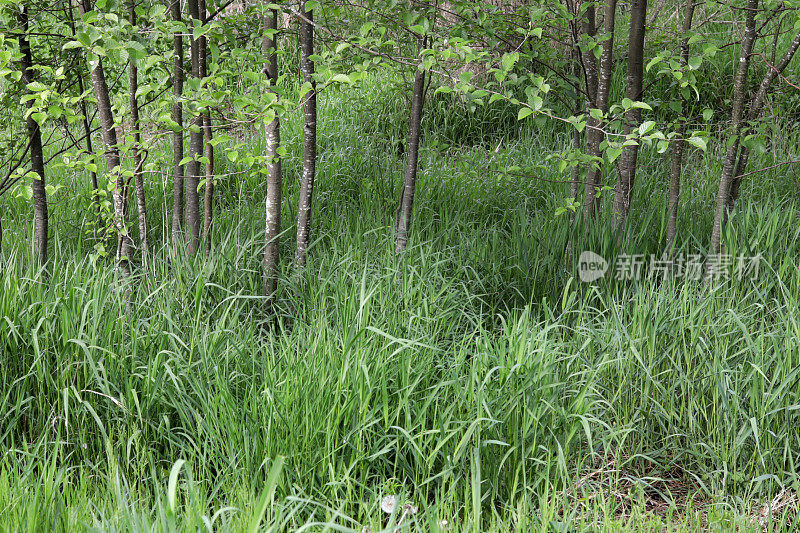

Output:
xmin=561 ymin=453 xmax=798 ymax=531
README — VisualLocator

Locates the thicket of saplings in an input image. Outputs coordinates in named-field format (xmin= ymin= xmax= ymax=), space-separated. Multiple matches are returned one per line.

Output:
xmin=2 ymin=1 xmax=800 ymax=531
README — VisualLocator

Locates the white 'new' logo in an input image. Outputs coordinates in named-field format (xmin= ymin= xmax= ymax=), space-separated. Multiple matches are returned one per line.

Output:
xmin=578 ymin=251 xmax=608 ymax=282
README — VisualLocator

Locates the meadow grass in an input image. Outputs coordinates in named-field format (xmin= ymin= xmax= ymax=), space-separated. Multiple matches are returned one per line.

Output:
xmin=1 ymin=74 xmax=799 ymax=531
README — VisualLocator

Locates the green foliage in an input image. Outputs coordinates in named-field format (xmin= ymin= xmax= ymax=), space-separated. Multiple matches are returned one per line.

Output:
xmin=2 ymin=1 xmax=800 ymax=530
xmin=2 ymin=73 xmax=800 ymax=529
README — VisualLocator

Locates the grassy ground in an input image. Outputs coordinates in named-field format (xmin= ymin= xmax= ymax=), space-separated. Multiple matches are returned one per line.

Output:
xmin=1 ymin=74 xmax=800 ymax=531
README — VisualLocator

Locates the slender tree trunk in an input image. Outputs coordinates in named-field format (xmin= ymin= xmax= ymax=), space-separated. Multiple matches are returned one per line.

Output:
xmin=581 ymin=2 xmax=598 ymax=106
xmin=613 ymin=0 xmax=647 ymax=228
xmin=200 ymin=0 xmax=214 ymax=258
xmin=566 ymin=53 xmax=583 ymax=265
xmin=79 ymin=75 xmax=100 ymax=223
xmin=185 ymin=0 xmax=203 ymax=255
xmin=563 ymin=0 xmax=589 ymax=267
xmin=569 ymin=123 xmax=582 ymax=207
xmin=170 ymin=0 xmax=185 ymax=252
xmin=708 ymin=0 xmax=758 ymax=261
xmin=726 ymin=26 xmax=800 ymax=213
xmin=129 ymin=0 xmax=148 ymax=266
xmin=568 ymin=0 xmax=589 ymax=225
xmin=583 ymin=0 xmax=617 ymax=220
xmin=202 ymin=116 xmax=214 ymax=257
xmin=79 ymin=0 xmax=132 ymax=275
xmin=64 ymin=1 xmax=100 ymax=223
xmin=647 ymin=0 xmax=666 ymax=26
xmin=262 ymin=6 xmax=282 ymax=305
xmin=294 ymin=0 xmax=318 ymax=268
xmin=19 ymin=7 xmax=48 ymax=265
xmin=666 ymin=0 xmax=696 ymax=252
xmin=394 ymin=63 xmax=426 ymax=253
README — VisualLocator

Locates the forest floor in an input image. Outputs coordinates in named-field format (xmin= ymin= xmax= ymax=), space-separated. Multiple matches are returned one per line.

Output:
xmin=1 ymin=76 xmax=800 ymax=531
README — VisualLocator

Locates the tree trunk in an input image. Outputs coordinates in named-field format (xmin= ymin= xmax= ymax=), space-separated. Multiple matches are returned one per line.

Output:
xmin=202 ymin=116 xmax=214 ymax=258
xmin=580 ymin=1 xmax=598 ymax=106
xmin=394 ymin=63 xmax=426 ymax=253
xmin=185 ymin=0 xmax=203 ymax=255
xmin=613 ymin=0 xmax=647 ymax=228
xmin=19 ymin=7 xmax=48 ymax=266
xmin=583 ymin=0 xmax=617 ymax=220
xmin=665 ymin=0 xmax=696 ymax=252
xmin=262 ymin=6 xmax=283 ymax=305
xmin=79 ymin=0 xmax=132 ymax=275
xmin=79 ymin=74 xmax=100 ymax=229
xmin=170 ymin=0 xmax=185 ymax=253
xmin=568 ymin=0 xmax=589 ymax=224
xmin=569 ymin=121 xmax=582 ymax=208
xmin=294 ymin=0 xmax=318 ymax=268
xmin=708 ymin=0 xmax=758 ymax=261
xmin=129 ymin=0 xmax=148 ymax=267
xmin=201 ymin=0 xmax=214 ymax=259
xmin=726 ymin=26 xmax=800 ymax=214
xmin=64 ymin=1 xmax=100 ymax=226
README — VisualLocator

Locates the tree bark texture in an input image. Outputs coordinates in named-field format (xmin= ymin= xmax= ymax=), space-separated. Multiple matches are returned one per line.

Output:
xmin=294 ymin=0 xmax=318 ymax=268
xmin=19 ymin=6 xmax=48 ymax=266
xmin=185 ymin=0 xmax=203 ymax=255
xmin=708 ymin=0 xmax=758 ymax=260
xmin=170 ymin=0 xmax=185 ymax=253
xmin=583 ymin=0 xmax=617 ymax=220
xmin=79 ymin=0 xmax=132 ymax=275
xmin=262 ymin=6 xmax=283 ymax=304
xmin=395 ymin=63 xmax=426 ymax=253
xmin=129 ymin=0 xmax=149 ymax=266
xmin=201 ymin=0 xmax=214 ymax=259
xmin=612 ymin=0 xmax=647 ymax=227
xmin=726 ymin=26 xmax=800 ymax=214
xmin=665 ymin=0 xmax=696 ymax=252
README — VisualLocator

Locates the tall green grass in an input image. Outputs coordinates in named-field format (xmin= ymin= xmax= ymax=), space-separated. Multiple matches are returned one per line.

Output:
xmin=1 ymin=74 xmax=799 ymax=531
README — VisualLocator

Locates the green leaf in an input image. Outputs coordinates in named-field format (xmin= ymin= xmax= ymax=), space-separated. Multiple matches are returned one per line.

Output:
xmin=76 ymin=31 xmax=91 ymax=47
xmin=517 ymin=107 xmax=533 ymax=120
xmin=501 ymin=52 xmax=518 ymax=72
xmin=167 ymin=459 xmax=186 ymax=514
xmin=247 ymin=456 xmax=284 ymax=533
xmin=686 ymin=135 xmax=707 ymax=152
xmin=126 ymin=41 xmax=147 ymax=61
xmin=331 ymin=73 xmax=352 ymax=84
xmin=646 ymin=55 xmax=662 ymax=72
xmin=606 ymin=146 xmax=623 ymax=163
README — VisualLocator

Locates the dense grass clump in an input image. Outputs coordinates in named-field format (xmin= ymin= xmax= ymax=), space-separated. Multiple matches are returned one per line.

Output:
xmin=1 ymin=77 xmax=800 ymax=531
